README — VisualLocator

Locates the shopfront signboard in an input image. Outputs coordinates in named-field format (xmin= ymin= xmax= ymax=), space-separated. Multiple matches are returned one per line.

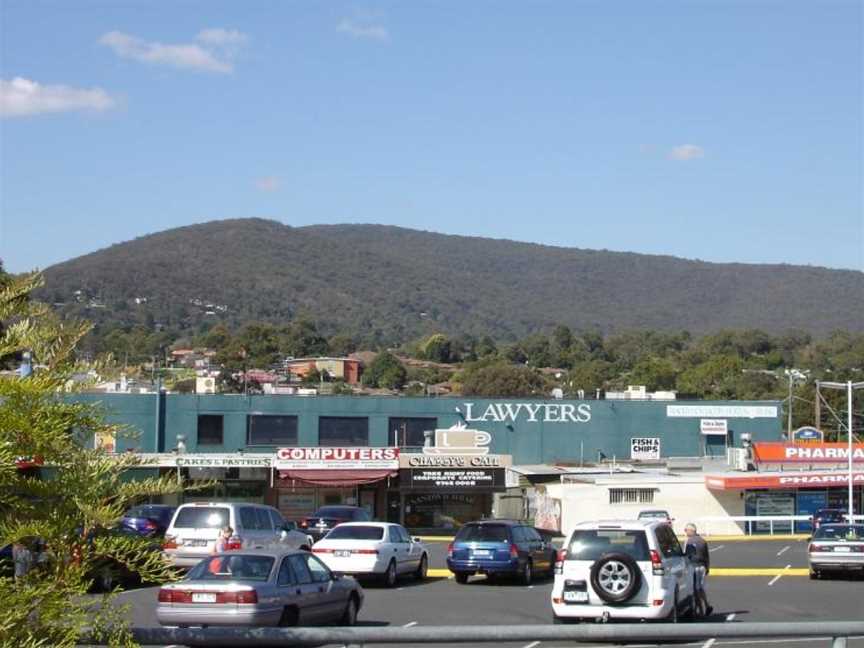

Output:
xmin=630 ymin=437 xmax=661 ymax=460
xmin=134 ymin=453 xmax=273 ymax=468
xmin=275 ymin=447 xmax=399 ymax=470
xmin=700 ymin=419 xmax=728 ymax=436
xmin=403 ymin=468 xmax=506 ymax=490
xmin=753 ymin=442 xmax=864 ymax=464
xmin=792 ymin=427 xmax=824 ymax=444
xmin=706 ymin=471 xmax=864 ymax=490
xmin=400 ymin=453 xmax=512 ymax=468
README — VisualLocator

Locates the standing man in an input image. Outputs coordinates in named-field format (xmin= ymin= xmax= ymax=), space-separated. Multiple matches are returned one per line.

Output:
xmin=683 ymin=523 xmax=713 ymax=617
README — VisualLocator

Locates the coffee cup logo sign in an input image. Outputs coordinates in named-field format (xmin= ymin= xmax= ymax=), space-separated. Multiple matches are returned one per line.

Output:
xmin=423 ymin=424 xmax=491 ymax=456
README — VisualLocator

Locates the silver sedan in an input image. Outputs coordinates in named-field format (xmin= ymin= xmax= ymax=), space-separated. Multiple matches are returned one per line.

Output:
xmin=808 ymin=524 xmax=864 ymax=579
xmin=157 ymin=549 xmax=364 ymax=627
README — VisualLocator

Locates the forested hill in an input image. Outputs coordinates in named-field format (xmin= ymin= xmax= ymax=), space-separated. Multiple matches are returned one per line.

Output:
xmin=39 ymin=218 xmax=864 ymax=342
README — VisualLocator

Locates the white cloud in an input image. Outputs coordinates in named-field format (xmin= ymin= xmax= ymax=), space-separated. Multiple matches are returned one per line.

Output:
xmin=99 ymin=29 xmax=248 ymax=74
xmin=197 ymin=28 xmax=248 ymax=47
xmin=255 ymin=176 xmax=281 ymax=192
xmin=337 ymin=19 xmax=389 ymax=41
xmin=0 ymin=77 xmax=115 ymax=118
xmin=668 ymin=144 xmax=705 ymax=161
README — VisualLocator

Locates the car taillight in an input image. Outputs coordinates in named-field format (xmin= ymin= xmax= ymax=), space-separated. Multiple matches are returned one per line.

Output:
xmin=447 ymin=542 xmax=454 ymax=557
xmin=225 ymin=536 xmax=243 ymax=551
xmin=144 ymin=519 xmax=157 ymax=530
xmin=554 ymin=548 xmax=567 ymax=574
xmin=510 ymin=544 xmax=519 ymax=559
xmin=650 ymin=550 xmax=664 ymax=575
xmin=216 ymin=591 xmax=258 ymax=604
xmin=158 ymin=589 xmax=192 ymax=603
xmin=312 ymin=547 xmax=333 ymax=553
xmin=300 ymin=521 xmax=308 ymax=528
xmin=652 ymin=599 xmax=665 ymax=607
xmin=162 ymin=535 xmax=178 ymax=549
xmin=354 ymin=549 xmax=379 ymax=555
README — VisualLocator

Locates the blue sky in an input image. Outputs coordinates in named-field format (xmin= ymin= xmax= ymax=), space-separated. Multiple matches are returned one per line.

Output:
xmin=1 ymin=0 xmax=861 ymax=273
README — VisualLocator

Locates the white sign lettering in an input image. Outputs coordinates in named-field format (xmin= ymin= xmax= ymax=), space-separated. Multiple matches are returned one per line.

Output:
xmin=667 ymin=405 xmax=778 ymax=419
xmin=463 ymin=402 xmax=591 ymax=423
xmin=630 ymin=437 xmax=661 ymax=461
xmin=700 ymin=419 xmax=728 ymax=436
xmin=275 ymin=447 xmax=399 ymax=470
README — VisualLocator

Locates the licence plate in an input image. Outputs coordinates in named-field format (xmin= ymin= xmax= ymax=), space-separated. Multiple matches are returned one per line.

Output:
xmin=834 ymin=546 xmax=851 ymax=553
xmin=192 ymin=593 xmax=217 ymax=603
xmin=472 ymin=550 xmax=490 ymax=557
xmin=184 ymin=539 xmax=208 ymax=547
xmin=564 ymin=591 xmax=588 ymax=603
xmin=335 ymin=550 xmax=352 ymax=557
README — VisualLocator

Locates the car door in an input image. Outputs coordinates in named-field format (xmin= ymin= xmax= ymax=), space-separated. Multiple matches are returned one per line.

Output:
xmin=287 ymin=553 xmax=325 ymax=624
xmin=657 ymin=525 xmax=689 ymax=601
xmin=385 ymin=526 xmax=407 ymax=573
xmin=304 ymin=553 xmax=346 ymax=622
xmin=525 ymin=527 xmax=549 ymax=571
xmin=396 ymin=525 xmax=420 ymax=572
xmin=276 ymin=555 xmax=303 ymax=617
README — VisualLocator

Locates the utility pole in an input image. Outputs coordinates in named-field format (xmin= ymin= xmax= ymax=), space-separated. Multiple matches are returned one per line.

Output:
xmin=784 ymin=369 xmax=808 ymax=438
xmin=817 ymin=380 xmax=864 ymax=521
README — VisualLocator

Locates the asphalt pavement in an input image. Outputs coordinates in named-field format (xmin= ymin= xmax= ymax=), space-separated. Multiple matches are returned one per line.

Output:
xmin=105 ymin=538 xmax=864 ymax=648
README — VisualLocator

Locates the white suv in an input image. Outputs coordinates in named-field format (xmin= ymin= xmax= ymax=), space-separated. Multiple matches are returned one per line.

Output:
xmin=551 ymin=520 xmax=695 ymax=623
xmin=163 ymin=502 xmax=313 ymax=568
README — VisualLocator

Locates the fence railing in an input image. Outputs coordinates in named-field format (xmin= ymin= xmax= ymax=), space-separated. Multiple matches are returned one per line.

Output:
xmin=694 ymin=514 xmax=864 ymax=536
xmin=85 ymin=622 xmax=864 ymax=647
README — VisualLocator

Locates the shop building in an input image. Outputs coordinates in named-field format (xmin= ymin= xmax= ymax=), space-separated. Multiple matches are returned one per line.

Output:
xmin=69 ymin=394 xmax=783 ymax=532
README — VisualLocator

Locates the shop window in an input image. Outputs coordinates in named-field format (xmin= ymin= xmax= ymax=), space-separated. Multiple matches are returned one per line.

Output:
xmin=388 ymin=417 xmax=437 ymax=448
xmin=197 ymin=415 xmax=223 ymax=446
xmin=609 ymin=488 xmax=655 ymax=505
xmin=247 ymin=415 xmax=298 ymax=446
xmin=318 ymin=417 xmax=368 ymax=446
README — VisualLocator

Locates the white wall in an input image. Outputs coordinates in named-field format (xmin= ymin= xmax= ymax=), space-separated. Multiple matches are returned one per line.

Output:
xmin=546 ymin=477 xmax=746 ymax=537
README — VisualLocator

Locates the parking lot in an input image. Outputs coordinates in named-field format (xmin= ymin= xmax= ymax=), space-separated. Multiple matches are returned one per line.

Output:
xmin=106 ymin=537 xmax=864 ymax=647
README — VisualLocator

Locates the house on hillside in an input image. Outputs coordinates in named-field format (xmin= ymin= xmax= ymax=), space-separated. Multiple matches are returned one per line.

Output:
xmin=284 ymin=357 xmax=362 ymax=385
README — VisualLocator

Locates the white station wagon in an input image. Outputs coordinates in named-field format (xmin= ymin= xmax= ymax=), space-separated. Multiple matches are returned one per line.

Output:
xmin=551 ymin=520 xmax=695 ymax=623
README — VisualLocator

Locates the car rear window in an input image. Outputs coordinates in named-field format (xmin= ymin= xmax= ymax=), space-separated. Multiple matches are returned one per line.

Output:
xmin=813 ymin=525 xmax=864 ymax=540
xmin=455 ymin=524 xmax=510 ymax=543
xmin=187 ymin=555 xmax=275 ymax=581
xmin=172 ymin=506 xmax=230 ymax=529
xmin=324 ymin=525 xmax=385 ymax=540
xmin=566 ymin=529 xmax=650 ymax=561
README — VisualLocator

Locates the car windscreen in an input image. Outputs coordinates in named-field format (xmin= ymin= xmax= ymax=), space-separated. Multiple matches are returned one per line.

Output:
xmin=567 ymin=529 xmax=650 ymax=561
xmin=813 ymin=525 xmax=864 ymax=540
xmin=313 ymin=507 xmax=357 ymax=518
xmin=455 ymin=524 xmax=510 ymax=543
xmin=324 ymin=525 xmax=385 ymax=540
xmin=187 ymin=555 xmax=275 ymax=581
xmin=172 ymin=507 xmax=230 ymax=529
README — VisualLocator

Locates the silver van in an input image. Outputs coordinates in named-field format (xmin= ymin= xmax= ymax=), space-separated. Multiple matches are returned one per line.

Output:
xmin=163 ymin=502 xmax=313 ymax=568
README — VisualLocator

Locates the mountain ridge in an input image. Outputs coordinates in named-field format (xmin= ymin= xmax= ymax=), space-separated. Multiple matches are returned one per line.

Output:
xmin=38 ymin=218 xmax=864 ymax=341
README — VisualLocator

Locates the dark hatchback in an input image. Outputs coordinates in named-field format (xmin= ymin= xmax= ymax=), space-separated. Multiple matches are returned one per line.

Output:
xmin=812 ymin=509 xmax=847 ymax=531
xmin=446 ymin=520 xmax=556 ymax=585
xmin=301 ymin=506 xmax=371 ymax=541
xmin=121 ymin=505 xmax=177 ymax=537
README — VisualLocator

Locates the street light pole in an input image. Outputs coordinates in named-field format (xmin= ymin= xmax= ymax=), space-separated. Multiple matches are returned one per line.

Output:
xmin=818 ymin=380 xmax=864 ymax=522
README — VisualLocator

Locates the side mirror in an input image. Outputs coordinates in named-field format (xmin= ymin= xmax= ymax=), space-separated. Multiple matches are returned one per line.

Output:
xmin=332 ymin=571 xmax=344 ymax=580
xmin=412 ymin=536 xmax=422 ymax=543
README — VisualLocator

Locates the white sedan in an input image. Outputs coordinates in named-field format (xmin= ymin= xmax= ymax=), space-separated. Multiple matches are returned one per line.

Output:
xmin=312 ymin=522 xmax=429 ymax=587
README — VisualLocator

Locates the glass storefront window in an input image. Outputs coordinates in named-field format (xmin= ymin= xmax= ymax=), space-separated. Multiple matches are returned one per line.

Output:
xmin=388 ymin=417 xmax=437 ymax=449
xmin=404 ymin=493 xmax=490 ymax=529
xmin=318 ymin=417 xmax=369 ymax=446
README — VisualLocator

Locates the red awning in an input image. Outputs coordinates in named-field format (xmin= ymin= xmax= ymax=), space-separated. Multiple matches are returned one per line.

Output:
xmin=706 ymin=471 xmax=864 ymax=491
xmin=278 ymin=469 xmax=396 ymax=488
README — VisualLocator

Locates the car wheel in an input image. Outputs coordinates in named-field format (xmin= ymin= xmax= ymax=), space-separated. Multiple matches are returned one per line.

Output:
xmin=454 ymin=572 xmax=469 ymax=584
xmin=278 ymin=606 xmax=298 ymax=627
xmin=520 ymin=560 xmax=533 ymax=586
xmin=668 ymin=588 xmax=679 ymax=624
xmin=384 ymin=560 xmax=397 ymax=588
xmin=98 ymin=567 xmax=116 ymax=592
xmin=341 ymin=595 xmax=359 ymax=626
xmin=552 ymin=614 xmax=570 ymax=624
xmin=415 ymin=554 xmax=428 ymax=581
xmin=589 ymin=552 xmax=641 ymax=604
xmin=809 ymin=569 xmax=819 ymax=580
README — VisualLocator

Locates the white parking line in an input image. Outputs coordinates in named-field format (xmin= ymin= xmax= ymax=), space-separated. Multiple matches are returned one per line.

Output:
xmin=709 ymin=545 xmax=725 ymax=553
xmin=768 ymin=564 xmax=791 ymax=586
xmin=402 ymin=621 xmax=418 ymax=628
xmin=776 ymin=545 xmax=790 ymax=556
xmin=523 ymin=642 xmax=541 ymax=648
xmin=702 ymin=639 xmax=716 ymax=648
